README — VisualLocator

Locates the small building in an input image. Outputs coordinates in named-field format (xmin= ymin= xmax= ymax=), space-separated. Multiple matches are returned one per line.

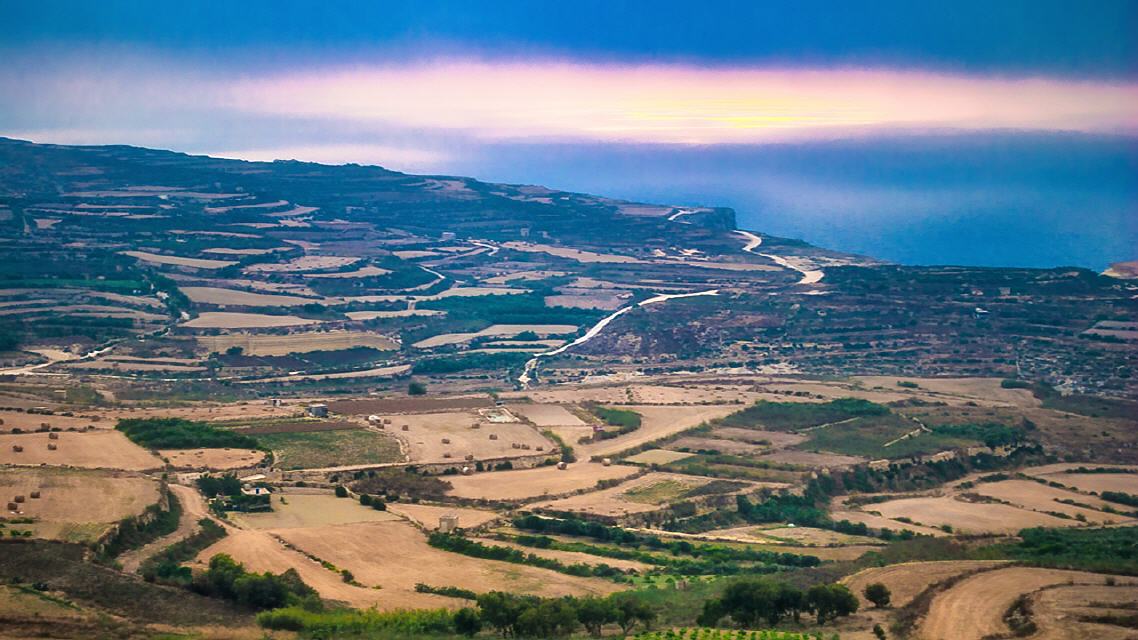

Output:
xmin=306 ymin=404 xmax=328 ymax=418
xmin=438 ymin=514 xmax=460 ymax=533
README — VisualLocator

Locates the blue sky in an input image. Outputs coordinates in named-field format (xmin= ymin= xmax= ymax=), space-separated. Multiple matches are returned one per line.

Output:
xmin=3 ymin=1 xmax=1135 ymax=75
xmin=1 ymin=1 xmax=1135 ymax=268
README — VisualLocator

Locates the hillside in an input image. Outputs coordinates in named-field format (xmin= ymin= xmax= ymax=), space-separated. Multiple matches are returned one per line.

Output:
xmin=0 ymin=137 xmax=1134 ymax=401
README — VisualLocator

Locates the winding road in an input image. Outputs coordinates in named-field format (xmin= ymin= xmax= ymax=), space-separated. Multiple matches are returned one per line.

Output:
xmin=734 ymin=230 xmax=824 ymax=285
xmin=517 ymin=289 xmax=719 ymax=388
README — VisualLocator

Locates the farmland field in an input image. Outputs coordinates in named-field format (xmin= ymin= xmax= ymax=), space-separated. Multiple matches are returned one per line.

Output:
xmin=413 ymin=324 xmax=578 ymax=348
xmin=257 ymin=430 xmax=403 ymax=470
xmin=232 ymin=493 xmax=402 ymax=529
xmin=182 ymin=312 xmax=320 ymax=328
xmin=271 ymin=520 xmax=620 ymax=607
xmin=918 ymin=567 xmax=1138 ymax=640
xmin=0 ymin=430 xmax=162 ymax=470
xmin=120 ymin=250 xmax=236 ymax=269
xmin=180 ymin=287 xmax=320 ymax=307
xmin=158 ymin=447 xmax=265 ymax=470
xmin=842 ymin=560 xmax=1009 ymax=608
xmin=508 ymin=403 xmax=587 ymax=427
xmin=444 ymin=462 xmax=640 ymax=501
xmin=868 ymin=495 xmax=1073 ymax=534
xmin=0 ymin=467 xmax=160 ymax=542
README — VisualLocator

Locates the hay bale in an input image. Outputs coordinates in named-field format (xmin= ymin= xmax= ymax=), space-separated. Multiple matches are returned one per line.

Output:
xmin=442 ymin=453 xmax=452 ymax=459
xmin=11 ymin=445 xmax=22 ymax=453
xmin=556 ymin=462 xmax=568 ymax=470
xmin=29 ymin=491 xmax=40 ymax=499
xmin=470 ymin=422 xmax=480 ymax=429
xmin=602 ymin=458 xmax=612 ymax=466
xmin=488 ymin=434 xmax=498 ymax=440
xmin=5 ymin=502 xmax=16 ymax=511
xmin=401 ymin=425 xmax=410 ymax=431
xmin=48 ymin=432 xmax=59 ymax=440
xmin=47 ymin=443 xmax=58 ymax=451
xmin=14 ymin=495 xmax=25 ymax=503
xmin=441 ymin=438 xmax=451 ymax=444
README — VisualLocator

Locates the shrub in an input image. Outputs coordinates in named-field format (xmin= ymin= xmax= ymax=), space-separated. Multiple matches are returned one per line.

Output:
xmin=864 ymin=582 xmax=892 ymax=608
xmin=116 ymin=417 xmax=258 ymax=449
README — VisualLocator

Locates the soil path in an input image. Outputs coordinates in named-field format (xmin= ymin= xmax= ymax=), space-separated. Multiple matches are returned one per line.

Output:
xmin=118 ymin=484 xmax=213 ymax=574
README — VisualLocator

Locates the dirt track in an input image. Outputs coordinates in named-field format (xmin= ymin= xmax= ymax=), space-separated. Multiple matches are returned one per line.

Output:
xmin=841 ymin=560 xmax=1008 ymax=609
xmin=119 ymin=484 xmax=212 ymax=573
xmin=918 ymin=567 xmax=1136 ymax=640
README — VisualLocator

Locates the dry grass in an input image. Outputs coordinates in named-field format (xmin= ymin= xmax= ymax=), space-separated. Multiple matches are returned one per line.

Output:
xmin=444 ymin=462 xmax=639 ymax=501
xmin=180 ymin=287 xmax=319 ymax=307
xmin=841 ymin=560 xmax=1009 ymax=609
xmin=198 ymin=329 xmax=398 ymax=356
xmin=120 ymin=251 xmax=237 ymax=269
xmin=868 ymin=495 xmax=1072 ymax=534
xmin=385 ymin=502 xmax=500 ymax=530
xmin=395 ymin=411 xmax=553 ymax=464
xmin=158 ymin=448 xmax=265 ymax=471
xmin=0 ymin=431 xmax=162 ymax=470
xmin=271 ymin=521 xmax=621 ymax=608
xmin=573 ymin=405 xmax=740 ymax=459
xmin=918 ymin=568 xmax=1137 ymax=640
xmin=527 ymin=472 xmax=712 ymax=517
xmin=1030 ymin=583 xmax=1138 ymax=640
xmin=245 ymin=256 xmax=360 ymax=273
xmin=0 ymin=468 xmax=160 ymax=542
xmin=625 ymin=449 xmax=696 ymax=465
xmin=509 ymin=404 xmax=587 ymax=427
xmin=232 ymin=493 xmax=402 ymax=530
xmin=1045 ymin=472 xmax=1138 ymax=495
xmin=413 ymin=324 xmax=577 ymax=348
xmin=970 ymin=479 xmax=1133 ymax=525
xmin=182 ymin=312 xmax=320 ymax=328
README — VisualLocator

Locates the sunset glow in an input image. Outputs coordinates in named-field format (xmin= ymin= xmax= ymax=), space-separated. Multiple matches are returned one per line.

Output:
xmin=225 ymin=62 xmax=1138 ymax=143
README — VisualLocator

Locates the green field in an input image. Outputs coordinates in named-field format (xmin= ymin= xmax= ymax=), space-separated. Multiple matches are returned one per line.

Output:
xmin=257 ymin=430 xmax=403 ymax=469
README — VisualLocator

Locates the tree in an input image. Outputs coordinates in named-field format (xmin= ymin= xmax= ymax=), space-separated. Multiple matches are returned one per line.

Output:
xmin=873 ymin=623 xmax=887 ymax=639
xmin=408 ymin=381 xmax=428 ymax=396
xmin=864 ymin=582 xmax=892 ymax=608
xmin=334 ymin=485 xmax=348 ymax=498
xmin=233 ymin=572 xmax=289 ymax=610
xmin=807 ymin=584 xmax=859 ymax=624
xmin=610 ymin=593 xmax=655 ymax=635
xmin=477 ymin=591 xmax=531 ymax=637
xmin=454 ymin=607 xmax=482 ymax=637
xmin=576 ymin=596 xmax=616 ymax=636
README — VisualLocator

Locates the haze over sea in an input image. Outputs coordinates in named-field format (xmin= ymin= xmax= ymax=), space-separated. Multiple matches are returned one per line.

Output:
xmin=449 ymin=134 xmax=1137 ymax=272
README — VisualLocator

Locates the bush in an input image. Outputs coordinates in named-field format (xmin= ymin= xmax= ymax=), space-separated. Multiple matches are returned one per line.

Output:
xmin=864 ymin=582 xmax=892 ymax=608
xmin=116 ymin=417 xmax=259 ymax=450
xmin=193 ymin=554 xmax=314 ymax=611
xmin=408 ymin=381 xmax=428 ymax=396
xmin=334 ymin=485 xmax=348 ymax=498
xmin=454 ymin=607 xmax=482 ymax=636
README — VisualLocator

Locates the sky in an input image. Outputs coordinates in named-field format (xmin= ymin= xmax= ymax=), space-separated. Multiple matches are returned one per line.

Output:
xmin=1 ymin=1 xmax=1135 ymax=268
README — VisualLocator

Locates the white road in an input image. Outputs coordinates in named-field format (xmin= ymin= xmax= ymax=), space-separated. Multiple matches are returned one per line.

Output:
xmin=734 ymin=230 xmax=824 ymax=285
xmin=518 ymin=289 xmax=719 ymax=388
